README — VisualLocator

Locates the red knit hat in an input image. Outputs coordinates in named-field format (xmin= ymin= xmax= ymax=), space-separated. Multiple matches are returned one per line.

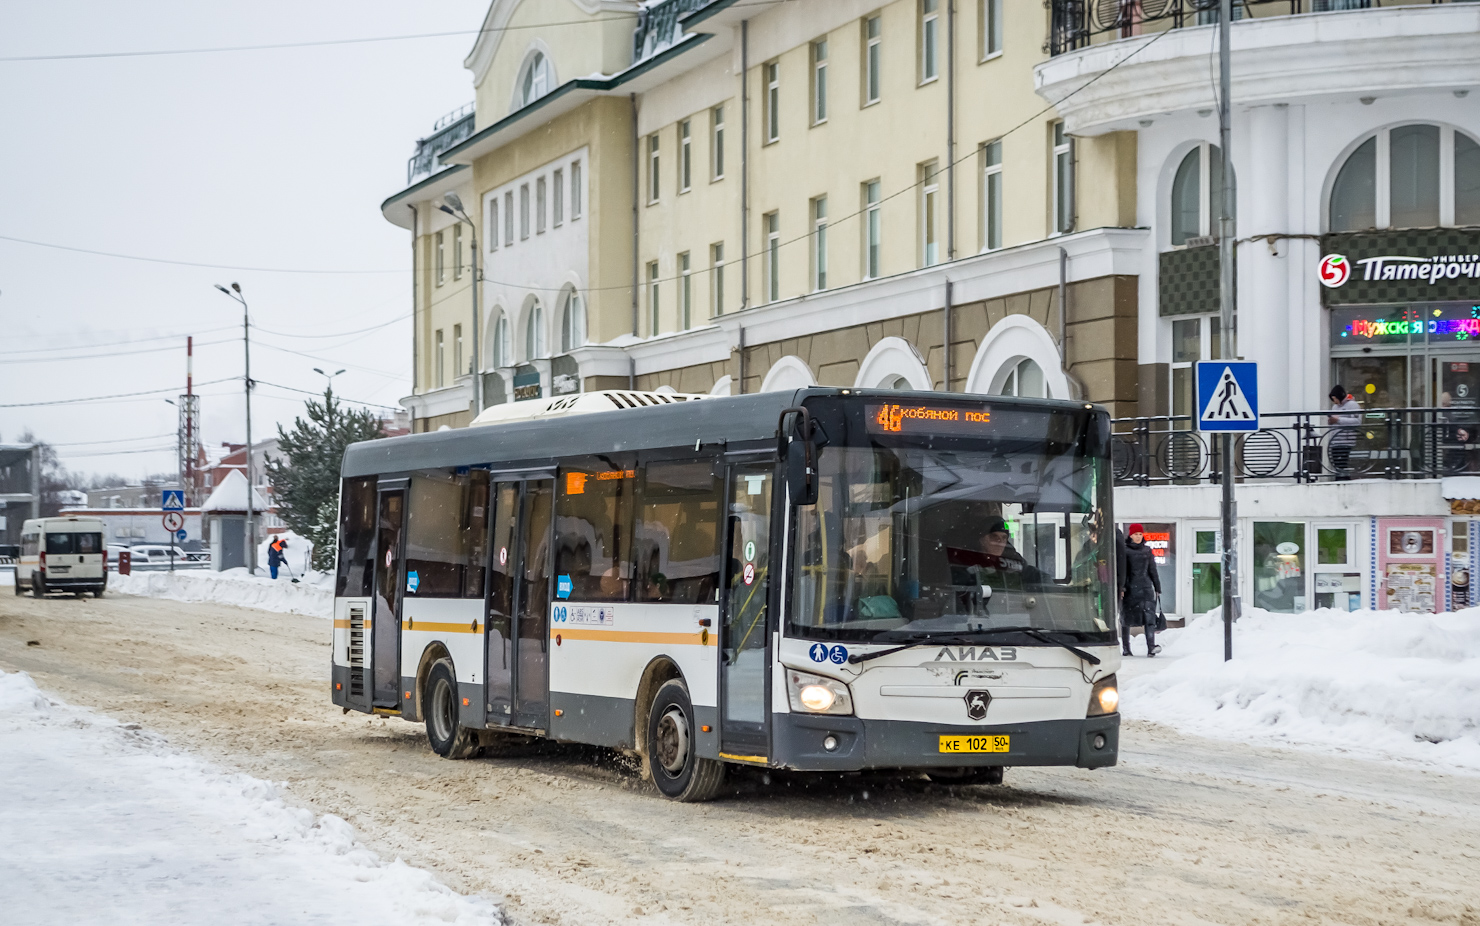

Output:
xmin=1127 ymin=523 xmax=1145 ymax=534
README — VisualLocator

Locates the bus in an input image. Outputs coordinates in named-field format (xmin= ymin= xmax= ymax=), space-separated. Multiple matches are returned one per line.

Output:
xmin=330 ymin=388 xmax=1120 ymax=801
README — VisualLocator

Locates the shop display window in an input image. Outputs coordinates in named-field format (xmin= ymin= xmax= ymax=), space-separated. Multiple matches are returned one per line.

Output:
xmin=1312 ymin=524 xmax=1361 ymax=612
xmin=1253 ymin=521 xmax=1306 ymax=613
xmin=1190 ymin=525 xmax=1221 ymax=614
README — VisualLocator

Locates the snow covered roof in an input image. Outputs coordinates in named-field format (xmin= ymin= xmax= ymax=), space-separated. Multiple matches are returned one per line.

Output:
xmin=200 ymin=469 xmax=271 ymax=513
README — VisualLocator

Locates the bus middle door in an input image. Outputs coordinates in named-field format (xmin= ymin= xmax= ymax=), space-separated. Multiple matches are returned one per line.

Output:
xmin=719 ymin=461 xmax=774 ymax=759
xmin=484 ymin=481 xmax=519 ymax=724
xmin=371 ymin=483 xmax=408 ymax=709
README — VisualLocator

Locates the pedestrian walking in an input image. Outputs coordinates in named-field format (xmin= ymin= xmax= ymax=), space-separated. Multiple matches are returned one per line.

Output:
xmin=1327 ymin=384 xmax=1362 ymax=480
xmin=267 ymin=536 xmax=287 ymax=580
xmin=1120 ymin=524 xmax=1162 ymax=656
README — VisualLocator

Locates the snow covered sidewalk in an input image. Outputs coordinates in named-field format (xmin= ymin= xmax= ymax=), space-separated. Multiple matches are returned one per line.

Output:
xmin=1121 ymin=607 xmax=1480 ymax=774
xmin=109 ymin=567 xmax=333 ymax=618
xmin=0 ymin=670 xmax=502 ymax=925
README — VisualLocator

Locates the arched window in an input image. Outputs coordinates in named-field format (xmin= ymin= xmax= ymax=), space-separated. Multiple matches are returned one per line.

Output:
xmin=560 ymin=289 xmax=585 ymax=353
xmin=524 ymin=301 xmax=547 ymax=360
xmin=1329 ymin=124 xmax=1480 ymax=231
xmin=517 ymin=51 xmax=552 ymax=109
xmin=489 ymin=310 xmax=510 ymax=367
xmin=881 ymin=374 xmax=911 ymax=390
xmin=997 ymin=358 xmax=1046 ymax=398
xmin=1169 ymin=143 xmax=1225 ymax=247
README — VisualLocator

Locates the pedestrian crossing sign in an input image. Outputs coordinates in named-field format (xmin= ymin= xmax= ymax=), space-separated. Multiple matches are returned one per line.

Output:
xmin=1195 ymin=361 xmax=1259 ymax=432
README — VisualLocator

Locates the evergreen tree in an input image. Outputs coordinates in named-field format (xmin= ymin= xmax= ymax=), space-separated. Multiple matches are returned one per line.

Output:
xmin=265 ymin=389 xmax=384 ymax=569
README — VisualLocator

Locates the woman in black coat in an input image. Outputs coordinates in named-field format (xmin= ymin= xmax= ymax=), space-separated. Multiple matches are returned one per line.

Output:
xmin=1120 ymin=524 xmax=1162 ymax=656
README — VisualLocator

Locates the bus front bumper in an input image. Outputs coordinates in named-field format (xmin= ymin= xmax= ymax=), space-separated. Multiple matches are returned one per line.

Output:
xmin=770 ymin=712 xmax=1119 ymax=772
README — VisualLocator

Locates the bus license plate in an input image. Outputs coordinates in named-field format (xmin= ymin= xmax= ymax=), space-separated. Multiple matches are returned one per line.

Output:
xmin=939 ymin=734 xmax=1009 ymax=754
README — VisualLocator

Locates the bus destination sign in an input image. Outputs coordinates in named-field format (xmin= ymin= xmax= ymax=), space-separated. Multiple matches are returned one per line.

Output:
xmin=866 ymin=403 xmax=991 ymax=435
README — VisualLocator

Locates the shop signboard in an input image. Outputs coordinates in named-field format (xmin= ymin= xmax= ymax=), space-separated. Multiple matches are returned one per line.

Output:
xmin=1320 ymin=229 xmax=1480 ymax=307
xmin=1375 ymin=517 xmax=1447 ymax=612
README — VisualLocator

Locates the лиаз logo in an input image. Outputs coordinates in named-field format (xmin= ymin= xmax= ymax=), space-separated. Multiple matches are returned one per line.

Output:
xmin=1319 ymin=254 xmax=1350 ymax=288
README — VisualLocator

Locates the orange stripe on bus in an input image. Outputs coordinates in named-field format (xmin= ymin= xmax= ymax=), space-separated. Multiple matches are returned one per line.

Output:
xmin=552 ymin=628 xmax=710 ymax=646
xmin=401 ymin=621 xmax=482 ymax=634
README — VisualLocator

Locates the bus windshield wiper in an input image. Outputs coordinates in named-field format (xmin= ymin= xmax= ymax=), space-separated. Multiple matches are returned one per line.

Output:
xmin=848 ymin=626 xmax=1101 ymax=666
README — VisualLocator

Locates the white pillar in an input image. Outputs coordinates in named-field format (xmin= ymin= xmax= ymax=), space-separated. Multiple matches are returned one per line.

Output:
xmin=1242 ymin=104 xmax=1292 ymax=412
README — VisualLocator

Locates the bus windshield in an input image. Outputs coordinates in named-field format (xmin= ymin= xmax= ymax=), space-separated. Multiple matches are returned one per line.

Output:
xmin=789 ymin=400 xmax=1114 ymax=645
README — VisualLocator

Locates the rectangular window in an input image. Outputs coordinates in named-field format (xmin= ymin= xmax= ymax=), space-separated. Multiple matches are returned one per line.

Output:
xmin=335 ymin=476 xmax=378 ymax=598
xmin=1053 ymin=121 xmax=1074 ymax=234
xmin=864 ymin=180 xmax=882 ymax=278
xmin=679 ymin=251 xmax=692 ymax=329
xmin=504 ymin=191 xmax=514 ymax=245
xmin=648 ymin=260 xmax=660 ymax=335
xmin=552 ymin=168 xmax=564 ymax=226
xmin=570 ymin=161 xmax=582 ymax=219
xmin=764 ymin=211 xmax=780 ymax=303
xmin=520 ymin=183 xmax=531 ymax=239
xmin=811 ymin=196 xmax=828 ymax=290
xmin=555 ymin=458 xmax=636 ymax=602
xmin=921 ymin=160 xmax=940 ymax=266
xmin=983 ymin=140 xmax=1003 ymax=250
xmin=982 ymin=0 xmax=1003 ymax=58
xmin=453 ymin=224 xmax=463 ymax=279
xmin=711 ymin=106 xmax=725 ymax=179
xmin=435 ymin=231 xmax=445 ymax=285
xmin=487 ymin=197 xmax=498 ymax=251
xmin=921 ymin=0 xmax=939 ymax=83
xmin=454 ymin=323 xmax=463 ymax=376
xmin=811 ymin=39 xmax=828 ymax=124
xmin=679 ymin=120 xmax=692 ymax=192
xmin=864 ymin=16 xmax=882 ymax=105
xmin=711 ymin=242 xmax=725 ymax=316
xmin=633 ymin=460 xmax=722 ymax=604
xmin=435 ymin=329 xmax=445 ymax=387
xmin=536 ymin=176 xmax=547 ymax=233
xmin=765 ymin=62 xmax=780 ymax=143
xmin=648 ymin=134 xmax=661 ymax=203
xmin=404 ymin=470 xmax=489 ymax=599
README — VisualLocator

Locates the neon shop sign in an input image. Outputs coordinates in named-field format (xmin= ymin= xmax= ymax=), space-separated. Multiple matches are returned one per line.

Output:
xmin=1339 ymin=306 xmax=1480 ymax=342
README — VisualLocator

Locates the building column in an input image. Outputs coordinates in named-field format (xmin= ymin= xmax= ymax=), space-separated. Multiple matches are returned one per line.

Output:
xmin=1242 ymin=104 xmax=1291 ymax=413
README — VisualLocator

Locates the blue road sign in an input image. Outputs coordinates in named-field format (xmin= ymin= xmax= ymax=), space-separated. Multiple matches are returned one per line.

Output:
xmin=175 ymin=529 xmax=188 ymax=542
xmin=162 ymin=490 xmax=185 ymax=511
xmin=1196 ymin=361 xmax=1259 ymax=432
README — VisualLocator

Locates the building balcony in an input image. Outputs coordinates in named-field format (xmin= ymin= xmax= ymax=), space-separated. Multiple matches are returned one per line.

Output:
xmin=407 ymin=103 xmax=476 ymax=185
xmin=1036 ymin=2 xmax=1480 ymax=134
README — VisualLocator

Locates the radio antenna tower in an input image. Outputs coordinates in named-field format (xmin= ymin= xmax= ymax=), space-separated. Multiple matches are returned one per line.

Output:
xmin=178 ymin=336 xmax=202 ymax=506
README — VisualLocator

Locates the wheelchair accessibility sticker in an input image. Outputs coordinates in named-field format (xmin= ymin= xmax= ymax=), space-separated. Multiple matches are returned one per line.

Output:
xmin=809 ymin=643 xmax=848 ymax=664
xmin=553 ymin=605 xmax=615 ymax=626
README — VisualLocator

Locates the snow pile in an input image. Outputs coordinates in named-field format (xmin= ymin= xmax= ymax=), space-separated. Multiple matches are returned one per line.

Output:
xmin=1124 ymin=607 xmax=1480 ymax=772
xmin=111 ymin=566 xmax=333 ymax=618
xmin=0 ymin=669 xmax=503 ymax=925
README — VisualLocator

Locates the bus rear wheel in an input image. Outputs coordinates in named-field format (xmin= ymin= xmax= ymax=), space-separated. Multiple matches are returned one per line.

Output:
xmin=424 ymin=660 xmax=478 ymax=759
xmin=646 ymin=679 xmax=725 ymax=802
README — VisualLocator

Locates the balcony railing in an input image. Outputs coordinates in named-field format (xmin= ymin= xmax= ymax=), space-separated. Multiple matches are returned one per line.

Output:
xmin=407 ymin=103 xmax=476 ymax=185
xmin=1047 ymin=0 xmax=1463 ymax=57
xmin=1110 ymin=407 xmax=1480 ymax=486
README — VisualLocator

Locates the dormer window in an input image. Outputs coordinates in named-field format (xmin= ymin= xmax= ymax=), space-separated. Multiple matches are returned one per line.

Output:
xmin=517 ymin=51 xmax=552 ymax=109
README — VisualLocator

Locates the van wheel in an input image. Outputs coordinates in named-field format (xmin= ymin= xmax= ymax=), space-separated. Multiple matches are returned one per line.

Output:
xmin=92 ymin=588 xmax=104 ymax=599
xmin=424 ymin=660 xmax=479 ymax=759
xmin=646 ymin=679 xmax=725 ymax=802
xmin=12 ymin=575 xmax=20 ymax=595
xmin=31 ymin=574 xmax=45 ymax=598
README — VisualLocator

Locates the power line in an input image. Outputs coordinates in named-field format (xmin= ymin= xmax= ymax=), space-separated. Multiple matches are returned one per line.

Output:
xmin=0 ymin=233 xmax=404 ymax=275
xmin=50 ymin=432 xmax=179 ymax=447
xmin=0 ymin=324 xmax=239 ymax=355
xmin=254 ymin=379 xmax=402 ymax=411
xmin=55 ymin=445 xmax=178 ymax=458
xmin=0 ymin=378 xmax=236 ymax=408
xmin=0 ymin=15 xmax=639 ymax=63
xmin=0 ymin=337 xmax=236 ymax=364
xmin=253 ymin=312 xmax=410 ymax=339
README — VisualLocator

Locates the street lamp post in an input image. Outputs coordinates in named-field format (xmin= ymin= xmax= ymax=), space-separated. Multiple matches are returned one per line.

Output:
xmin=215 ymin=282 xmax=256 ymax=575
xmin=314 ymin=367 xmax=346 ymax=434
xmin=438 ymin=192 xmax=482 ymax=416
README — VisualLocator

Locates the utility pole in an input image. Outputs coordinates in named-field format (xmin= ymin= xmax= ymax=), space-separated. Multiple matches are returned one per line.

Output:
xmin=439 ymin=193 xmax=482 ymax=415
xmin=215 ymin=282 xmax=256 ymax=575
xmin=1218 ymin=0 xmax=1238 ymax=661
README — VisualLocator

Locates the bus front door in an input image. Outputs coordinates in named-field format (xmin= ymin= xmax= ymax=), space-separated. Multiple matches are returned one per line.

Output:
xmin=371 ymin=487 xmax=406 ymax=709
xmin=484 ymin=481 xmax=519 ymax=723
xmin=719 ymin=462 xmax=773 ymax=758
xmin=513 ymin=479 xmax=554 ymax=730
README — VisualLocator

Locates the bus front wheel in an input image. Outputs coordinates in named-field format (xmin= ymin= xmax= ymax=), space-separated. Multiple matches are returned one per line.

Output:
xmin=646 ymin=679 xmax=725 ymax=802
xmin=424 ymin=660 xmax=478 ymax=759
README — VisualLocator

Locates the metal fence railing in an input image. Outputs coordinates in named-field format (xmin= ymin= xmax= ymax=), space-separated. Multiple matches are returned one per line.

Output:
xmin=1111 ymin=407 xmax=1480 ymax=485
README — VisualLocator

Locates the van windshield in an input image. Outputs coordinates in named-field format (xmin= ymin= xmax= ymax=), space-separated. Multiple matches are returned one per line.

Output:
xmin=46 ymin=532 xmax=103 ymax=554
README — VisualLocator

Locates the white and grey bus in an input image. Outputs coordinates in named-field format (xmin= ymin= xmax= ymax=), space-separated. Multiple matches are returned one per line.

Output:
xmin=331 ymin=388 xmax=1121 ymax=801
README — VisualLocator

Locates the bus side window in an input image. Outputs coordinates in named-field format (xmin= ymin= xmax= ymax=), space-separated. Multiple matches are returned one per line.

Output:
xmin=336 ymin=476 xmax=379 ymax=598
xmin=634 ymin=460 xmax=722 ymax=604
xmin=555 ymin=456 xmax=636 ymax=601
xmin=405 ymin=470 xmax=486 ymax=598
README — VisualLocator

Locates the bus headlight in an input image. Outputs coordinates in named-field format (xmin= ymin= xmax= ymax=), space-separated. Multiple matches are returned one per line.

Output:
xmin=786 ymin=669 xmax=854 ymax=715
xmin=1088 ymin=674 xmax=1119 ymax=716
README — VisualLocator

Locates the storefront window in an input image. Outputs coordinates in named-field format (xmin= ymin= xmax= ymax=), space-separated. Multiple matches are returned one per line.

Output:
xmin=1253 ymin=521 xmax=1306 ymax=613
xmin=1312 ymin=524 xmax=1360 ymax=612
xmin=1191 ymin=526 xmax=1221 ymax=614
xmin=1330 ymin=303 xmax=1480 ymax=409
xmin=1128 ymin=522 xmax=1176 ymax=613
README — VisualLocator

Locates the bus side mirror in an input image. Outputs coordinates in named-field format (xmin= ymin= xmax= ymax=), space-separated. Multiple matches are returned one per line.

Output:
xmin=1085 ymin=410 xmax=1111 ymax=459
xmin=777 ymin=406 xmax=819 ymax=507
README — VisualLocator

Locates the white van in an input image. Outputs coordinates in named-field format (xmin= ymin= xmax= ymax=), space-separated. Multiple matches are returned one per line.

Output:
xmin=16 ymin=517 xmax=107 ymax=598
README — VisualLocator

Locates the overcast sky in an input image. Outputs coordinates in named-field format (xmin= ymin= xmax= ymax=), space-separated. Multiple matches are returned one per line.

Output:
xmin=0 ymin=0 xmax=488 ymax=481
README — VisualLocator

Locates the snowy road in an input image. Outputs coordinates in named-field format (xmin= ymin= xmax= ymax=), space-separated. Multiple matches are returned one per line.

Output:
xmin=3 ymin=591 xmax=1478 ymax=926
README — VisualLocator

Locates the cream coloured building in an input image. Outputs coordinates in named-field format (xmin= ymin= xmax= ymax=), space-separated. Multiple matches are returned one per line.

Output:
xmin=384 ymin=0 xmax=1147 ymax=431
